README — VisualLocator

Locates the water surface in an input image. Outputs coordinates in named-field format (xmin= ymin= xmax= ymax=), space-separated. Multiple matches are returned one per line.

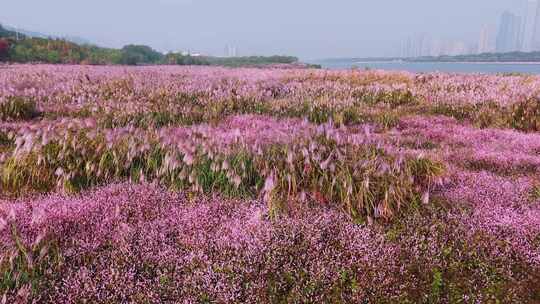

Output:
xmin=309 ymin=60 xmax=540 ymax=74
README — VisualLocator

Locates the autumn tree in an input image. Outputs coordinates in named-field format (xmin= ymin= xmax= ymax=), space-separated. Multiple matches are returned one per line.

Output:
xmin=0 ymin=39 xmax=9 ymax=61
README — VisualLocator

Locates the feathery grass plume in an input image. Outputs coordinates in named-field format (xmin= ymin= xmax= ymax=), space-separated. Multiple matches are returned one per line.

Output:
xmin=256 ymin=129 xmax=444 ymax=221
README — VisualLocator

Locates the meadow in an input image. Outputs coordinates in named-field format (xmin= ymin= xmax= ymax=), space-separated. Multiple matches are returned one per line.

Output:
xmin=0 ymin=64 xmax=539 ymax=303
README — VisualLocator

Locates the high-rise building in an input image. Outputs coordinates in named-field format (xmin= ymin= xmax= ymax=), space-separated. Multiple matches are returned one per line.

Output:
xmin=447 ymin=41 xmax=468 ymax=56
xmin=531 ymin=1 xmax=540 ymax=50
xmin=478 ymin=26 xmax=493 ymax=53
xmin=496 ymin=11 xmax=523 ymax=52
xmin=420 ymin=35 xmax=431 ymax=57
xmin=520 ymin=0 xmax=537 ymax=51
xmin=400 ymin=39 xmax=408 ymax=57
xmin=402 ymin=35 xmax=475 ymax=57
xmin=407 ymin=35 xmax=420 ymax=57
xmin=401 ymin=34 xmax=434 ymax=58
xmin=401 ymin=37 xmax=415 ymax=58
xmin=429 ymin=37 xmax=443 ymax=57
xmin=224 ymin=45 xmax=238 ymax=57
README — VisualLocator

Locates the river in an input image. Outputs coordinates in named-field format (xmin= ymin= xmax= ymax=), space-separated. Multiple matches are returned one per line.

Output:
xmin=307 ymin=60 xmax=540 ymax=74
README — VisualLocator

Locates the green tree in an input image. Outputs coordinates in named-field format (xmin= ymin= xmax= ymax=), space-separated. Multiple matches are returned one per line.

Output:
xmin=47 ymin=50 xmax=61 ymax=63
xmin=120 ymin=45 xmax=163 ymax=65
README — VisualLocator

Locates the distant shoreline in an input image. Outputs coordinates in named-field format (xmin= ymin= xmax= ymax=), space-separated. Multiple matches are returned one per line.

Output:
xmin=351 ymin=61 xmax=540 ymax=65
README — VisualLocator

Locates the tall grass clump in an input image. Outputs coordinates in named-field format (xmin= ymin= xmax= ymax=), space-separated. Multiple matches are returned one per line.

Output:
xmin=352 ymin=88 xmax=417 ymax=108
xmin=0 ymin=97 xmax=39 ymax=121
xmin=0 ymin=130 xmax=13 ymax=155
xmin=259 ymin=131 xmax=444 ymax=221
xmin=510 ymin=97 xmax=540 ymax=132
xmin=429 ymin=100 xmax=540 ymax=132
xmin=2 ymin=122 xmax=160 ymax=193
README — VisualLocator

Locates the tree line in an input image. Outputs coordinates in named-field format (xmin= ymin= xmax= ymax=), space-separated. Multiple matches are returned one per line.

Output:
xmin=0 ymin=25 xmax=299 ymax=66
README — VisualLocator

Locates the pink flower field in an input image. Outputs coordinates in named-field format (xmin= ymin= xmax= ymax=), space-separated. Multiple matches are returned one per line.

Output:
xmin=1 ymin=64 xmax=539 ymax=303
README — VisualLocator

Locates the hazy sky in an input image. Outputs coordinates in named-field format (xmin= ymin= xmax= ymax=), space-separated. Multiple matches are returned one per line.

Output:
xmin=0 ymin=0 xmax=529 ymax=59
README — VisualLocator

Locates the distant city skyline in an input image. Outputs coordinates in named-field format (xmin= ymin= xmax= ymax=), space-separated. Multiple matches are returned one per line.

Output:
xmin=478 ymin=26 xmax=492 ymax=54
xmin=400 ymin=0 xmax=540 ymax=58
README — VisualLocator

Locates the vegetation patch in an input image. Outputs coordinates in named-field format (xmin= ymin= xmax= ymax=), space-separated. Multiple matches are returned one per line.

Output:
xmin=1 ymin=123 xmax=443 ymax=222
xmin=1 ymin=225 xmax=62 ymax=302
xmin=461 ymin=157 xmax=538 ymax=177
xmin=429 ymin=99 xmax=540 ymax=132
xmin=1 ymin=65 xmax=539 ymax=302
xmin=531 ymin=184 xmax=540 ymax=201
xmin=510 ymin=97 xmax=540 ymax=132
xmin=0 ymin=96 xmax=39 ymax=121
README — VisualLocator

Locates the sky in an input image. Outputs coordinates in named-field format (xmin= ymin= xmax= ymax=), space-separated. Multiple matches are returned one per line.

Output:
xmin=0 ymin=0 xmax=530 ymax=59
